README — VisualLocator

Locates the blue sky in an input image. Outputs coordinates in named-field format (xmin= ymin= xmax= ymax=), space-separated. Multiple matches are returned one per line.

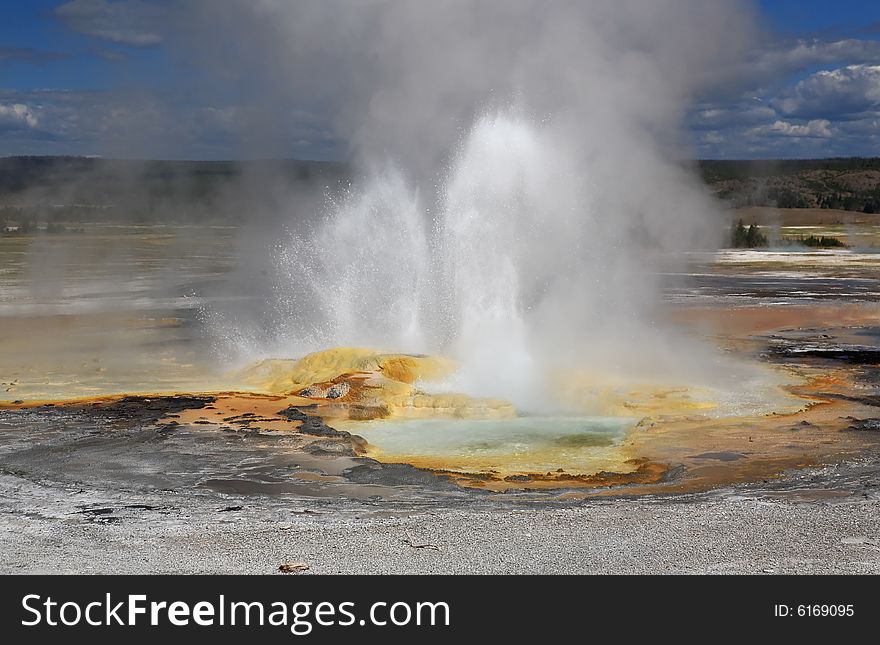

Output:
xmin=692 ymin=0 xmax=880 ymax=158
xmin=1 ymin=0 xmax=879 ymax=159
xmin=760 ymin=0 xmax=879 ymax=38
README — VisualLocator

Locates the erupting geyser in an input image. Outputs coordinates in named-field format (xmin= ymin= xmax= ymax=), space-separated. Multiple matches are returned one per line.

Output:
xmin=203 ymin=0 xmax=774 ymax=412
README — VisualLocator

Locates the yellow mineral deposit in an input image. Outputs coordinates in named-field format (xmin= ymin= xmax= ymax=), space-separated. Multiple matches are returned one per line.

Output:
xmin=4 ymin=302 xmax=877 ymax=496
xmin=235 ymin=347 xmax=515 ymax=420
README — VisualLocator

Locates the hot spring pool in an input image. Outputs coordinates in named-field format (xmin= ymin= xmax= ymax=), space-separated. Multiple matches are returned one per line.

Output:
xmin=356 ymin=416 xmax=636 ymax=476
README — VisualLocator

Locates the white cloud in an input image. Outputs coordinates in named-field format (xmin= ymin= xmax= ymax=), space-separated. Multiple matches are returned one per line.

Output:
xmin=0 ymin=89 xmax=342 ymax=159
xmin=0 ymin=103 xmax=38 ymax=129
xmin=748 ymin=39 xmax=880 ymax=75
xmin=691 ymin=102 xmax=776 ymax=129
xmin=695 ymin=41 xmax=880 ymax=157
xmin=774 ymin=64 xmax=880 ymax=119
xmin=56 ymin=0 xmax=164 ymax=47
xmin=748 ymin=118 xmax=833 ymax=138
xmin=21 ymin=8 xmax=880 ymax=160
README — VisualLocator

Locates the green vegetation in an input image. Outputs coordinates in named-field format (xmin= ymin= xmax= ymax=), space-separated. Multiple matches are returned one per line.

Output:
xmin=782 ymin=235 xmax=848 ymax=248
xmin=700 ymin=157 xmax=880 ymax=182
xmin=730 ymin=220 xmax=768 ymax=248
xmin=729 ymin=220 xmax=848 ymax=249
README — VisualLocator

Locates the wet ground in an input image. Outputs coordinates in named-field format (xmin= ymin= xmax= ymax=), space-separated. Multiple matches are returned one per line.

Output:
xmin=2 ymin=319 xmax=878 ymax=503
xmin=1 ymin=219 xmax=879 ymax=572
xmin=1 ymin=423 xmax=879 ymax=573
xmin=0 ymin=225 xmax=237 ymax=400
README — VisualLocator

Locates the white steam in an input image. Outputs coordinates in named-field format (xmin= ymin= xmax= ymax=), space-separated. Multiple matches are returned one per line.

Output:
xmin=188 ymin=1 xmax=765 ymax=409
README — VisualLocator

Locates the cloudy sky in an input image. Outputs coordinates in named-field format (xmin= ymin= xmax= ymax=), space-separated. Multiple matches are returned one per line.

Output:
xmin=1 ymin=0 xmax=879 ymax=160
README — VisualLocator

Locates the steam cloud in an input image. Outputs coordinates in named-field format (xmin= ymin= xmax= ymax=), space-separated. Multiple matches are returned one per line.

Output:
xmin=189 ymin=1 xmax=763 ymax=410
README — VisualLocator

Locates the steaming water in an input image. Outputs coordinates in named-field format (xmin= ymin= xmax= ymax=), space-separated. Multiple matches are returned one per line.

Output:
xmin=357 ymin=416 xmax=634 ymax=475
xmin=271 ymin=112 xmax=720 ymax=411
xmin=3 ymin=221 xmax=875 ymax=408
xmin=0 ymin=225 xmax=239 ymax=401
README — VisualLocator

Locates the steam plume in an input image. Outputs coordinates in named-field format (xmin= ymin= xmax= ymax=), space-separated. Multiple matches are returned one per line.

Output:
xmin=188 ymin=1 xmax=762 ymax=409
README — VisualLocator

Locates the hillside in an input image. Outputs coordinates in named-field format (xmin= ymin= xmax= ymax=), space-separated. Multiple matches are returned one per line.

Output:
xmin=2 ymin=156 xmax=880 ymax=225
xmin=0 ymin=157 xmax=349 ymax=225
xmin=699 ymin=158 xmax=880 ymax=213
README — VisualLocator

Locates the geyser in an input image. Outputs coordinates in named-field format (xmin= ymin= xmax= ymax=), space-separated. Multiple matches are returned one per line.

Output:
xmin=269 ymin=110 xmax=760 ymax=412
xmin=195 ymin=1 xmax=765 ymax=411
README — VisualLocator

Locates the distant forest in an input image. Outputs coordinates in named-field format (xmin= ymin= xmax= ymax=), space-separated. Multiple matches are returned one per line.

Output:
xmin=0 ymin=156 xmax=349 ymax=226
xmin=700 ymin=157 xmax=880 ymax=213
xmin=1 ymin=156 xmax=880 ymax=226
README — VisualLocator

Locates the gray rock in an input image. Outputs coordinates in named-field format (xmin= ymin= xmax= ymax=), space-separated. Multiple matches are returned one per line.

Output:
xmin=298 ymin=386 xmax=326 ymax=398
xmin=326 ymin=382 xmax=351 ymax=399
